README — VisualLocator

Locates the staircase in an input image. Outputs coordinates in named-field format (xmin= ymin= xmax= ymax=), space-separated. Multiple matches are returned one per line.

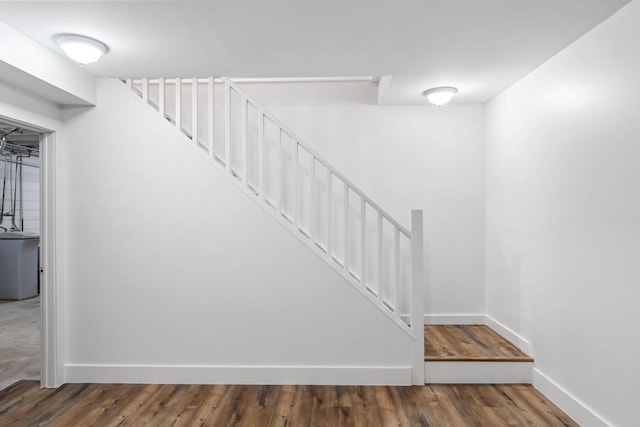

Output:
xmin=124 ymin=77 xmax=534 ymax=387
xmin=124 ymin=77 xmax=425 ymax=384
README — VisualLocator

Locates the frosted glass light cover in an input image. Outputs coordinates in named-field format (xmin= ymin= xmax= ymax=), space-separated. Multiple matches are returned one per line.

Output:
xmin=423 ymin=87 xmax=458 ymax=106
xmin=56 ymin=35 xmax=107 ymax=65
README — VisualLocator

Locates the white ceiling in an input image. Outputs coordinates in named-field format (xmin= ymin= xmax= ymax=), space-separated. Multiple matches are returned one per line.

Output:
xmin=0 ymin=0 xmax=630 ymax=104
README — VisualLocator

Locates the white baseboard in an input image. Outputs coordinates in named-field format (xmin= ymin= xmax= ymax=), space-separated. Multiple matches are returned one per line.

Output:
xmin=64 ymin=364 xmax=412 ymax=385
xmin=484 ymin=315 xmax=532 ymax=356
xmin=533 ymin=369 xmax=612 ymax=427
xmin=425 ymin=361 xmax=533 ymax=384
xmin=423 ymin=314 xmax=486 ymax=325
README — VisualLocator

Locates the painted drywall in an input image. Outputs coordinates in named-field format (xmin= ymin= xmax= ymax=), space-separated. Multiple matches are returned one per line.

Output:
xmin=59 ymin=78 xmax=413 ymax=384
xmin=485 ymin=1 xmax=640 ymax=425
xmin=0 ymin=21 xmax=96 ymax=106
xmin=235 ymin=82 xmax=486 ymax=316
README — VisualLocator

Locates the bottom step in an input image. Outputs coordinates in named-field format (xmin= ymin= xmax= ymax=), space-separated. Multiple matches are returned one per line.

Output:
xmin=424 ymin=325 xmax=534 ymax=384
xmin=425 ymin=361 xmax=533 ymax=384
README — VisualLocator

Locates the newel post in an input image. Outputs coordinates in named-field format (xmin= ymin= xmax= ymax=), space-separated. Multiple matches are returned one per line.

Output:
xmin=411 ymin=209 xmax=425 ymax=385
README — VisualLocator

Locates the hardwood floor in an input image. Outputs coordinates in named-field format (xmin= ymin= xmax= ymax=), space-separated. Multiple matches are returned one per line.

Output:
xmin=425 ymin=325 xmax=534 ymax=362
xmin=0 ymin=380 xmax=577 ymax=426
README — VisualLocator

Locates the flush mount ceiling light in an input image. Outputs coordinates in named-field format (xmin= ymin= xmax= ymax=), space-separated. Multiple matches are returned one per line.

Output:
xmin=423 ymin=86 xmax=458 ymax=106
xmin=55 ymin=35 xmax=108 ymax=65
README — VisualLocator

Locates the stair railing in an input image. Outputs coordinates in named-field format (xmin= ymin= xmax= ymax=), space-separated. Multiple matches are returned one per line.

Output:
xmin=125 ymin=77 xmax=424 ymax=383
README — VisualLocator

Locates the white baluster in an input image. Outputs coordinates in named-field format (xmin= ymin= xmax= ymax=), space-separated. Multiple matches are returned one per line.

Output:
xmin=175 ymin=78 xmax=182 ymax=132
xmin=125 ymin=78 xmax=132 ymax=89
xmin=258 ymin=112 xmax=265 ymax=199
xmin=142 ymin=78 xmax=149 ymax=104
xmin=293 ymin=142 xmax=299 ymax=229
xmin=361 ymin=197 xmax=366 ymax=286
xmin=378 ymin=212 xmax=384 ymax=303
xmin=310 ymin=157 xmax=316 ymax=243
xmin=276 ymin=128 xmax=283 ymax=214
xmin=208 ymin=77 xmax=215 ymax=158
xmin=241 ymin=96 xmax=248 ymax=186
xmin=327 ymin=168 xmax=332 ymax=258
xmin=224 ymin=81 xmax=231 ymax=173
xmin=158 ymin=78 xmax=166 ymax=119
xmin=344 ymin=184 xmax=349 ymax=271
xmin=191 ymin=77 xmax=198 ymax=144
xmin=394 ymin=225 xmax=400 ymax=313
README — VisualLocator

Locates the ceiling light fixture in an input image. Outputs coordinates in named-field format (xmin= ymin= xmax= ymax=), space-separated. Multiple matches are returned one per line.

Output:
xmin=423 ymin=86 xmax=458 ymax=106
xmin=55 ymin=34 xmax=108 ymax=65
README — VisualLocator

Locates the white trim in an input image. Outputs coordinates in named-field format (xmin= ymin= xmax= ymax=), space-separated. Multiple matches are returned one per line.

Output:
xmin=410 ymin=210 xmax=425 ymax=385
xmin=425 ymin=361 xmax=533 ymax=384
xmin=0 ymin=114 xmax=60 ymax=388
xmin=533 ymin=369 xmax=612 ymax=427
xmin=423 ymin=314 xmax=487 ymax=325
xmin=64 ymin=364 xmax=412 ymax=385
xmin=231 ymin=76 xmax=375 ymax=84
xmin=133 ymin=77 xmax=375 ymax=85
xmin=485 ymin=315 xmax=533 ymax=356
xmin=40 ymin=131 xmax=62 ymax=387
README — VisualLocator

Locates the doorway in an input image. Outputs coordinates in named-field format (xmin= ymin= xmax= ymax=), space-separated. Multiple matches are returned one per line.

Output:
xmin=0 ymin=120 xmax=45 ymax=390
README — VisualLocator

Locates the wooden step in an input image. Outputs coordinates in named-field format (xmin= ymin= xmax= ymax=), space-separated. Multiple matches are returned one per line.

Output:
xmin=425 ymin=325 xmax=533 ymax=362
xmin=424 ymin=325 xmax=533 ymax=384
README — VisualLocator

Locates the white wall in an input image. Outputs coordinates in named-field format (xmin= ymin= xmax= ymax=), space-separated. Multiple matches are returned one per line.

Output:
xmin=59 ymin=78 xmax=414 ymax=384
xmin=0 ymin=21 xmax=96 ymax=106
xmin=485 ymin=1 xmax=640 ymax=425
xmin=238 ymin=82 xmax=486 ymax=317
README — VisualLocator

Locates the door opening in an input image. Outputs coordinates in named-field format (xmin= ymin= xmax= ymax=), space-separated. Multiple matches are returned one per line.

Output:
xmin=0 ymin=117 xmax=54 ymax=389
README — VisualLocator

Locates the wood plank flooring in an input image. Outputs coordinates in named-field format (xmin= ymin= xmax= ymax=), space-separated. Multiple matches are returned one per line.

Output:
xmin=0 ymin=380 xmax=577 ymax=426
xmin=425 ymin=325 xmax=534 ymax=362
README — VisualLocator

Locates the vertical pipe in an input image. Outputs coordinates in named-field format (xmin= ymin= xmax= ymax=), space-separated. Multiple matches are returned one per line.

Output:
xmin=344 ymin=183 xmax=349 ymax=271
xmin=378 ymin=212 xmax=384 ymax=302
xmin=411 ymin=210 xmax=425 ymax=385
xmin=326 ymin=168 xmax=332 ymax=258
xmin=224 ymin=81 xmax=231 ymax=173
xmin=208 ymin=77 xmax=215 ymax=158
xmin=191 ymin=77 xmax=198 ymax=144
xmin=141 ymin=78 xmax=149 ymax=104
xmin=258 ymin=112 xmax=265 ymax=199
xmin=19 ymin=158 xmax=23 ymax=231
xmin=175 ymin=78 xmax=182 ymax=132
xmin=361 ymin=197 xmax=366 ymax=286
xmin=241 ymin=96 xmax=248 ymax=186
xmin=158 ymin=78 xmax=166 ymax=119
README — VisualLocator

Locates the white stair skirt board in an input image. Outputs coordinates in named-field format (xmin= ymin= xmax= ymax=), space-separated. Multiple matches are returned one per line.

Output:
xmin=425 ymin=361 xmax=533 ymax=384
xmin=64 ymin=364 xmax=413 ymax=386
